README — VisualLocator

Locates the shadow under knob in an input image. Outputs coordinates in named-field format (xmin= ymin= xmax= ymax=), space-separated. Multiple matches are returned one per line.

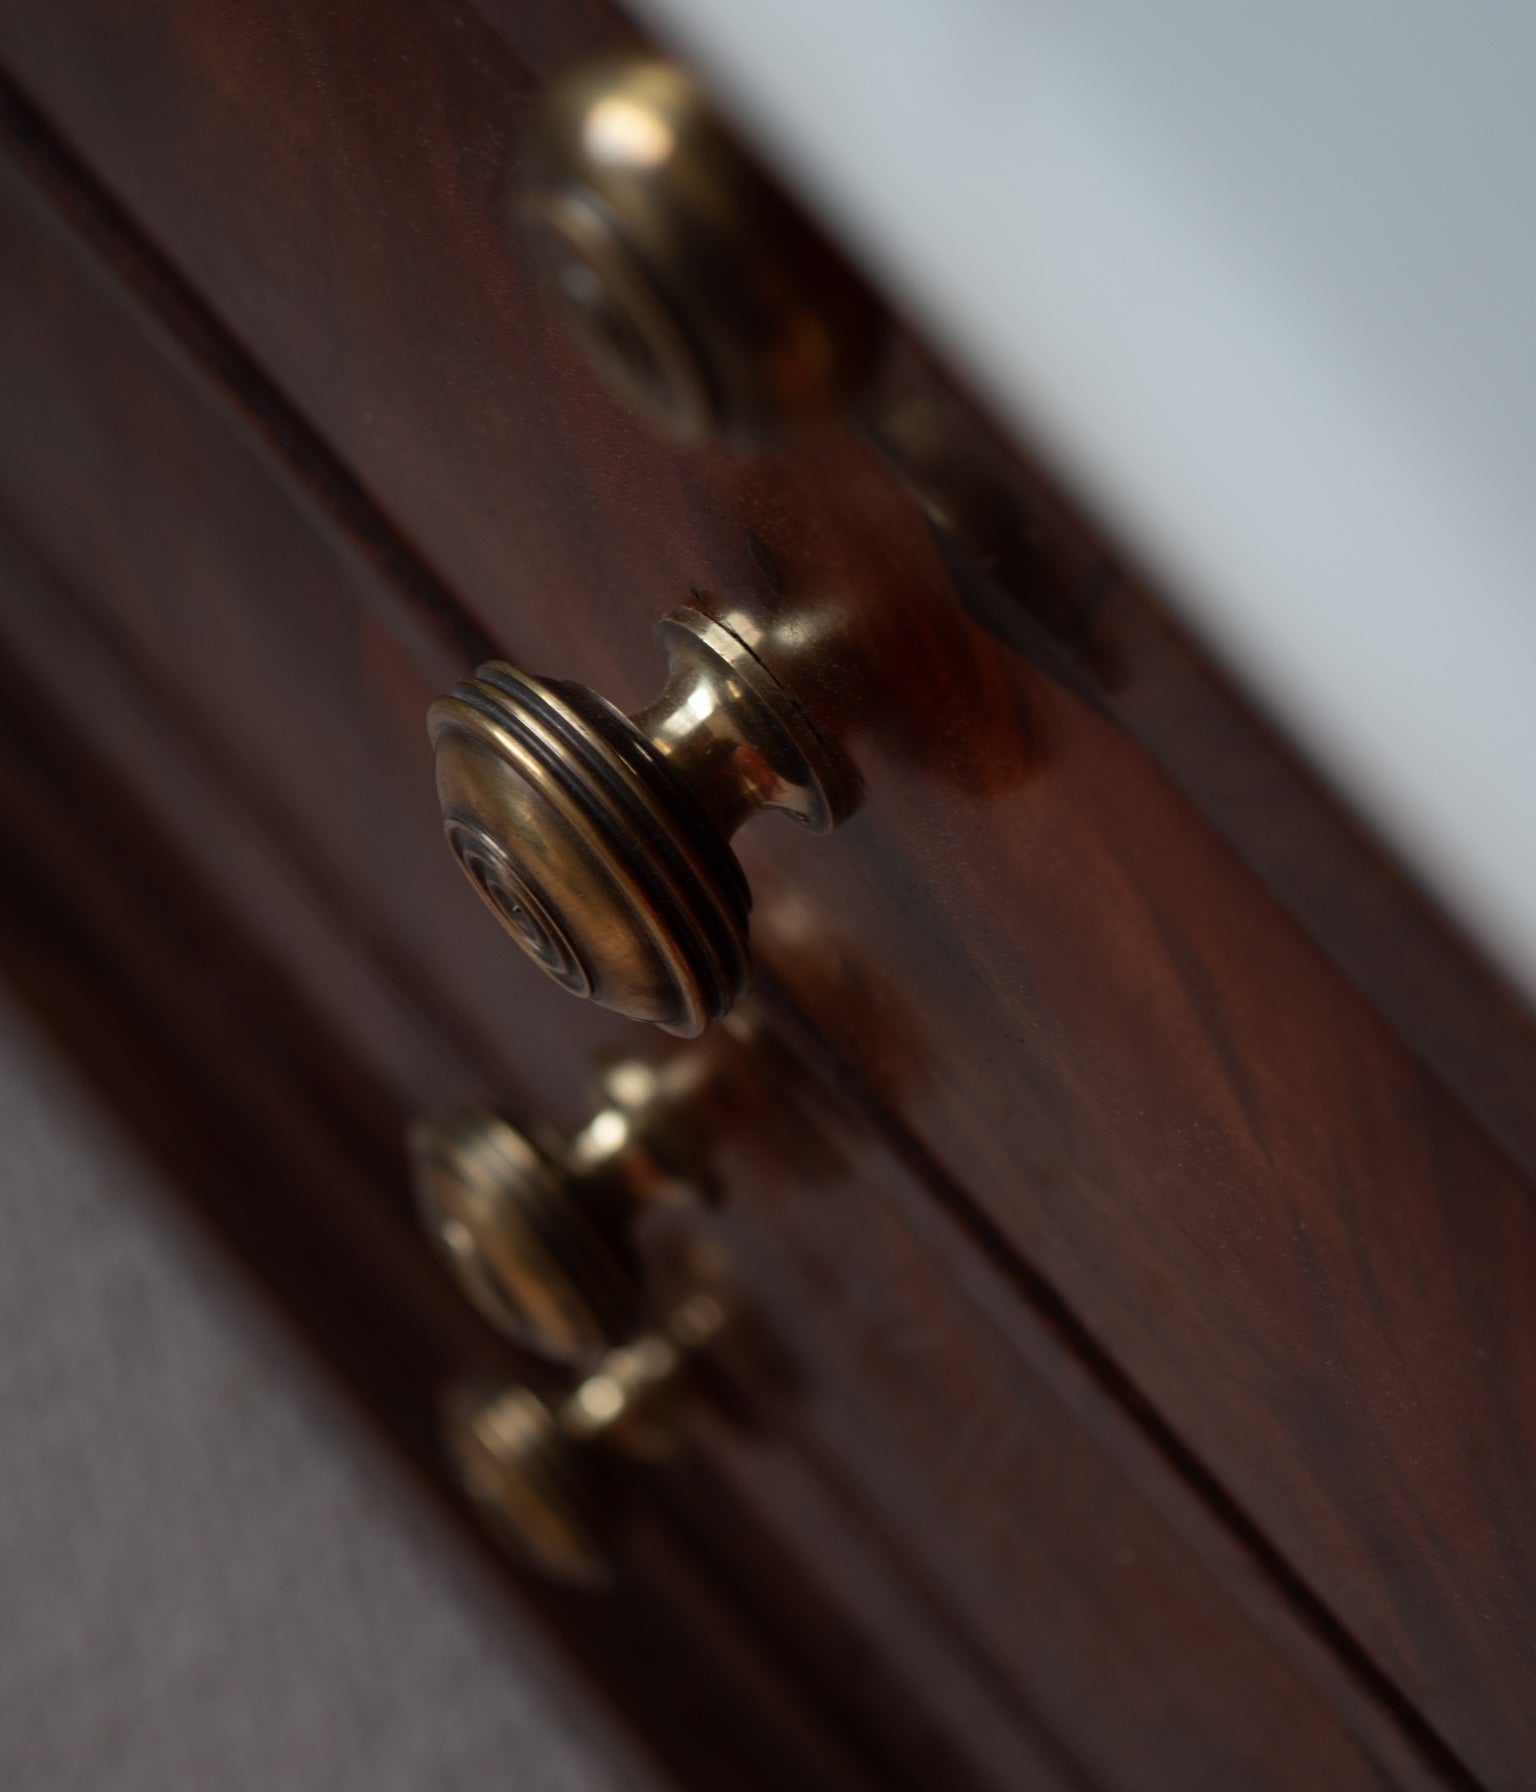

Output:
xmin=428 ymin=607 xmax=856 ymax=1035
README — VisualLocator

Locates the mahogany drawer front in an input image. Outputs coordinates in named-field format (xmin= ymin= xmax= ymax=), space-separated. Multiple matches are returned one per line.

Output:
xmin=5 ymin=4 xmax=1536 ymax=1780
xmin=0 ymin=119 xmax=1456 ymax=1792
xmin=0 ymin=600 xmax=880 ymax=1792
xmin=0 ymin=135 xmax=629 ymax=1122
xmin=8 ymin=0 xmax=1536 ymax=1203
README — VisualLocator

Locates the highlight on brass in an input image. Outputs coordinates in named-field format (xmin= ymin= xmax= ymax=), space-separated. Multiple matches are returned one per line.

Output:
xmin=519 ymin=52 xmax=884 ymax=445
xmin=427 ymin=605 xmax=857 ymax=1035
xmin=408 ymin=1056 xmax=719 ymax=1365
xmin=409 ymin=1099 xmax=643 ymax=1366
xmin=520 ymin=50 xmax=1080 ymax=647
xmin=444 ymin=1285 xmax=732 ymax=1588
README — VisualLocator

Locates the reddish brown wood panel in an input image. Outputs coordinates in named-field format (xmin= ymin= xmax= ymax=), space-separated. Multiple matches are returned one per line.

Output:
xmin=0 ymin=114 xmax=625 ymax=1123
xmin=0 ymin=535 xmax=1461 ymax=1792
xmin=0 ymin=636 xmax=913 ymax=1792
xmin=0 ymin=113 xmax=1475 ymax=1791
xmin=2 ymin=10 xmax=1531 ymax=1780
xmin=1 ymin=4 xmax=1534 ymax=1780
xmin=4 ymin=0 xmax=1532 ymax=1198
xmin=2 ymin=510 xmax=1081 ymax=1792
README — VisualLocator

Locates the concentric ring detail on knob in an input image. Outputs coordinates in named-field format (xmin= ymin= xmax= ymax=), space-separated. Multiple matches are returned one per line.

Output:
xmin=428 ymin=605 xmax=855 ymax=1033
xmin=429 ymin=659 xmax=751 ymax=1036
xmin=441 ymin=815 xmax=592 ymax=996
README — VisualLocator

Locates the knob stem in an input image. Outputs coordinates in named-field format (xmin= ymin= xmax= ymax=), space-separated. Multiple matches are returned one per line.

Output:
xmin=443 ymin=1288 xmax=736 ymax=1585
xmin=559 ymin=1291 xmax=726 ymax=1456
xmin=429 ymin=605 xmax=856 ymax=1034
xmin=636 ymin=608 xmax=850 ymax=835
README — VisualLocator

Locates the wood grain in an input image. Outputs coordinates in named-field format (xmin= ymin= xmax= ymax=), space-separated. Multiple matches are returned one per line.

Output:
xmin=0 ymin=616 xmax=1034 ymax=1792
xmin=0 ymin=110 xmax=630 ymax=1128
xmin=1 ymin=4 xmax=1535 ymax=1781
xmin=0 ymin=527 xmax=1465 ymax=1790
xmin=0 ymin=108 xmax=1482 ymax=1788
xmin=4 ymin=0 xmax=1532 ymax=1193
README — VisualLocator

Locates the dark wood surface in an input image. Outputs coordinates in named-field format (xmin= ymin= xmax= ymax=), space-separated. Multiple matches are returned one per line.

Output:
xmin=0 ymin=637 xmax=909 ymax=1792
xmin=3 ymin=575 xmax=1088 ymax=1792
xmin=0 ymin=117 xmax=1477 ymax=1790
xmin=6 ymin=0 xmax=1534 ymax=1198
xmin=0 ymin=3 xmax=1534 ymax=1786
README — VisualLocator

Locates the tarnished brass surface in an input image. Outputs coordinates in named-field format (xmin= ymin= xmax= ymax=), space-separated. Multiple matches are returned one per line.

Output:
xmin=409 ymin=1101 xmax=643 ymax=1366
xmin=521 ymin=55 xmax=1085 ymax=641
xmin=443 ymin=1288 xmax=732 ymax=1587
xmin=520 ymin=53 xmax=883 ymax=445
xmin=409 ymin=1055 xmax=719 ymax=1365
xmin=428 ymin=606 xmax=856 ymax=1035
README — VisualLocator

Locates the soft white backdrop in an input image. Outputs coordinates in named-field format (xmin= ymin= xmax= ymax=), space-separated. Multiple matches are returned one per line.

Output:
xmin=637 ymin=0 xmax=1536 ymax=1005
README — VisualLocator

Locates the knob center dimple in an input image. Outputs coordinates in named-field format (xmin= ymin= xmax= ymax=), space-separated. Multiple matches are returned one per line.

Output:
xmin=443 ymin=815 xmax=593 ymax=997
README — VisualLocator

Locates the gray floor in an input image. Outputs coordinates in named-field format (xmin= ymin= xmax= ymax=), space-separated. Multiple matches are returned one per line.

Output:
xmin=0 ymin=993 xmax=660 ymax=1792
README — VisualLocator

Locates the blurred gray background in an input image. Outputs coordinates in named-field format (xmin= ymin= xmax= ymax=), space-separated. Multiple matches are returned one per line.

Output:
xmin=0 ymin=992 xmax=659 ymax=1792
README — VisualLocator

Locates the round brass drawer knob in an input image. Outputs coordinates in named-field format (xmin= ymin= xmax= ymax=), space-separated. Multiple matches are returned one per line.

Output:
xmin=445 ymin=1288 xmax=729 ymax=1587
xmin=521 ymin=53 xmax=883 ymax=444
xmin=409 ymin=1059 xmax=710 ymax=1364
xmin=409 ymin=1100 xmax=644 ymax=1366
xmin=428 ymin=607 xmax=856 ymax=1035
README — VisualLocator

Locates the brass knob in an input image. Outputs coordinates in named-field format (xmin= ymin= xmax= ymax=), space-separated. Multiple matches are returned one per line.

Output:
xmin=408 ymin=1058 xmax=711 ymax=1364
xmin=445 ymin=1287 xmax=729 ymax=1587
xmin=520 ymin=53 xmax=884 ymax=445
xmin=427 ymin=607 xmax=856 ymax=1035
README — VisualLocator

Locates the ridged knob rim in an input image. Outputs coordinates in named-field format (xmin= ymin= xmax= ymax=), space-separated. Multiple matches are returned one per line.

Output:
xmin=429 ymin=664 xmax=752 ymax=1036
xmin=444 ymin=1382 xmax=620 ymax=1588
xmin=410 ymin=1102 xmax=643 ymax=1365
